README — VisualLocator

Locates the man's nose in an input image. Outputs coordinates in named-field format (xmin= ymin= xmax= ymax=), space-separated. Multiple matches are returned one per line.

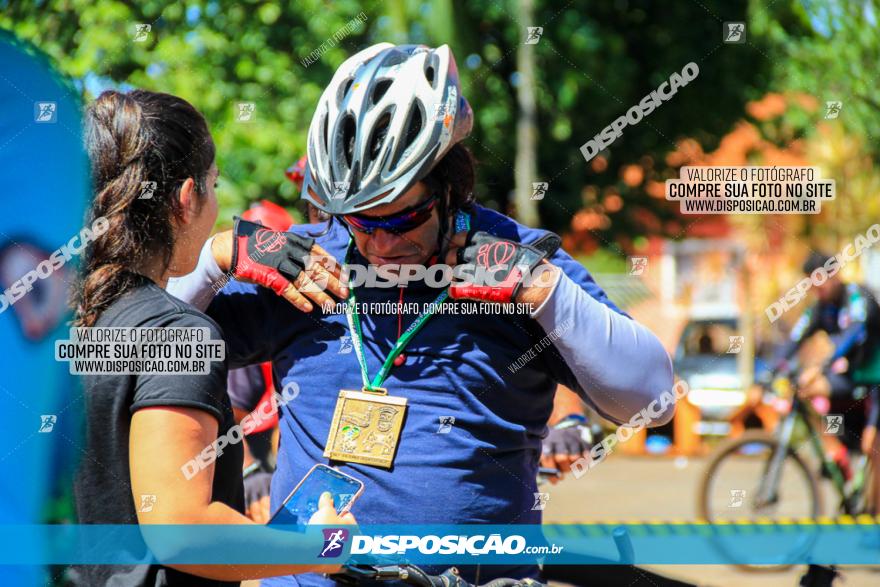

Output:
xmin=369 ymin=228 xmax=405 ymax=252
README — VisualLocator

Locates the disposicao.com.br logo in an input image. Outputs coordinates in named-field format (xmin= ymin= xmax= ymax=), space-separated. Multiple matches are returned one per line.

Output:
xmin=319 ymin=528 xmax=350 ymax=558
xmin=350 ymin=534 xmax=563 ymax=556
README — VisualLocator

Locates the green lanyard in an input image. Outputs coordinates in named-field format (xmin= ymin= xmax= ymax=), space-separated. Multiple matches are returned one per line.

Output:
xmin=345 ymin=286 xmax=448 ymax=391
xmin=343 ymin=211 xmax=469 ymax=392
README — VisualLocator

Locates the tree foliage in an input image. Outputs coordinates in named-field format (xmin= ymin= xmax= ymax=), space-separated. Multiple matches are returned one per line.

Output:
xmin=3 ymin=0 xmax=770 ymax=245
xmin=753 ymin=0 xmax=880 ymax=159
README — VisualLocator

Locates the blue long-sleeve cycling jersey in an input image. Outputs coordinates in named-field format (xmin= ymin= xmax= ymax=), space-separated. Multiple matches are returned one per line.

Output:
xmin=169 ymin=205 xmax=674 ymax=585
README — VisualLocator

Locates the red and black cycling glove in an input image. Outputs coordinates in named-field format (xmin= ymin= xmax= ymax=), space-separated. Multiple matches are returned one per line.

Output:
xmin=231 ymin=217 xmax=315 ymax=295
xmin=450 ymin=231 xmax=561 ymax=303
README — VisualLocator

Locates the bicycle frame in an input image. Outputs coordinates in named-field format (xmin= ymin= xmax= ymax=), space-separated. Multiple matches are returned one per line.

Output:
xmin=795 ymin=396 xmax=851 ymax=502
xmin=756 ymin=385 xmax=856 ymax=513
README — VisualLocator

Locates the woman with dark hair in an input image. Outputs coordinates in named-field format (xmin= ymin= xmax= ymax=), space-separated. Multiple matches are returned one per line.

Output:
xmin=73 ymin=89 xmax=354 ymax=587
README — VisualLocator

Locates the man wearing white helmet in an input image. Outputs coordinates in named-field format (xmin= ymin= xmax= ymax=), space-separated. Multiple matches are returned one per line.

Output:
xmin=170 ymin=43 xmax=673 ymax=585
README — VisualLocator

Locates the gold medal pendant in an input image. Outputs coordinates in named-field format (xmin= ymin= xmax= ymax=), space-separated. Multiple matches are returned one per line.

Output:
xmin=324 ymin=388 xmax=407 ymax=469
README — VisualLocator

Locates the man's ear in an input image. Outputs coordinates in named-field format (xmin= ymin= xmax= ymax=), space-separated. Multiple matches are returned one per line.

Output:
xmin=178 ymin=178 xmax=197 ymax=224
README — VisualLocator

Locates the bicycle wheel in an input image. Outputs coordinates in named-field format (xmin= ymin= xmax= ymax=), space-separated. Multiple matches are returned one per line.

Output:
xmin=697 ymin=431 xmax=821 ymax=571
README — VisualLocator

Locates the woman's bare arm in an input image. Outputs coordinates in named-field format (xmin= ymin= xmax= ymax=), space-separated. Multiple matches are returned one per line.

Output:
xmin=130 ymin=406 xmax=353 ymax=580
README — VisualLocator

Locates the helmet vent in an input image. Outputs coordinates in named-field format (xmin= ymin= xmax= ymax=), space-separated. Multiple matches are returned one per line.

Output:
xmin=404 ymin=105 xmax=423 ymax=149
xmin=425 ymin=65 xmax=436 ymax=87
xmin=340 ymin=78 xmax=354 ymax=103
xmin=371 ymin=79 xmax=392 ymax=105
xmin=341 ymin=114 xmax=356 ymax=169
xmin=367 ymin=111 xmax=391 ymax=167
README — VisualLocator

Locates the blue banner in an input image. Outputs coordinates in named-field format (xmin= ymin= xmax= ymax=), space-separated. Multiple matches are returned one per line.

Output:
xmin=0 ymin=523 xmax=878 ymax=565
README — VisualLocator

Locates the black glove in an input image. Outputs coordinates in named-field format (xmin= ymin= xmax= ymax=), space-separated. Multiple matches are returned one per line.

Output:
xmin=231 ymin=217 xmax=315 ymax=295
xmin=243 ymin=462 xmax=273 ymax=522
xmin=542 ymin=418 xmax=593 ymax=458
xmin=450 ymin=231 xmax=561 ymax=303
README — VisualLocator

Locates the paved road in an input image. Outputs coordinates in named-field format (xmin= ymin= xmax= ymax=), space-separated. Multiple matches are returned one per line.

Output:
xmin=246 ymin=454 xmax=877 ymax=586
xmin=541 ymin=454 xmax=879 ymax=586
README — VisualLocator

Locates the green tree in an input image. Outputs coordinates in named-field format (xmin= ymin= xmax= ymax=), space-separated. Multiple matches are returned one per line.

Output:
xmin=2 ymin=0 xmax=767 ymax=246
xmin=374 ymin=0 xmax=771 ymax=246
xmin=750 ymin=0 xmax=880 ymax=241
xmin=753 ymin=0 xmax=880 ymax=160
xmin=1 ymin=0 xmax=374 ymax=225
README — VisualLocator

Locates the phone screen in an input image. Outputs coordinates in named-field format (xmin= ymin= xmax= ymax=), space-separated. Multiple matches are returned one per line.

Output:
xmin=269 ymin=464 xmax=363 ymax=527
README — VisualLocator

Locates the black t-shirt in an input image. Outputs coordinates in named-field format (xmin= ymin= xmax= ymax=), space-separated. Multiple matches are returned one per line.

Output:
xmin=73 ymin=277 xmax=244 ymax=587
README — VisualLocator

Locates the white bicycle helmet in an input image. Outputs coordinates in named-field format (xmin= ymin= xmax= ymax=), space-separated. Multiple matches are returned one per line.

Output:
xmin=301 ymin=43 xmax=473 ymax=215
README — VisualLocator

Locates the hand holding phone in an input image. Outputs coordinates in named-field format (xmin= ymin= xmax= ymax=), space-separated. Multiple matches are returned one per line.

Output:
xmin=309 ymin=491 xmax=357 ymax=525
xmin=269 ymin=464 xmax=363 ymax=527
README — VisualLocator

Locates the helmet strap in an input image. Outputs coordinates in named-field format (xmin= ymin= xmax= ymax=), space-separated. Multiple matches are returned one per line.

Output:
xmin=435 ymin=188 xmax=455 ymax=266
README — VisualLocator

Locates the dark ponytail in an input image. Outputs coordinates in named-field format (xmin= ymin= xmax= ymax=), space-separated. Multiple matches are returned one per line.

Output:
xmin=74 ymin=90 xmax=215 ymax=327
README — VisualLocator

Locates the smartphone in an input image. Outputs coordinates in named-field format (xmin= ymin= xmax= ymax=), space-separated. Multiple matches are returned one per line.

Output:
xmin=269 ymin=464 xmax=364 ymax=527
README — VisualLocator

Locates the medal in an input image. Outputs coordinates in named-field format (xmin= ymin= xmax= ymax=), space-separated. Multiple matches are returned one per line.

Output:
xmin=324 ymin=212 xmax=471 ymax=469
xmin=324 ymin=388 xmax=407 ymax=469
xmin=323 ymin=288 xmax=444 ymax=469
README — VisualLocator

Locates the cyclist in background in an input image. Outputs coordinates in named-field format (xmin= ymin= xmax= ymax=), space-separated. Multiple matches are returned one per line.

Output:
xmin=777 ymin=251 xmax=880 ymax=513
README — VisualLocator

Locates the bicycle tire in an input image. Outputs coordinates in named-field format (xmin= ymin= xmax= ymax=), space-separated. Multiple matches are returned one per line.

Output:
xmin=697 ymin=431 xmax=822 ymax=572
